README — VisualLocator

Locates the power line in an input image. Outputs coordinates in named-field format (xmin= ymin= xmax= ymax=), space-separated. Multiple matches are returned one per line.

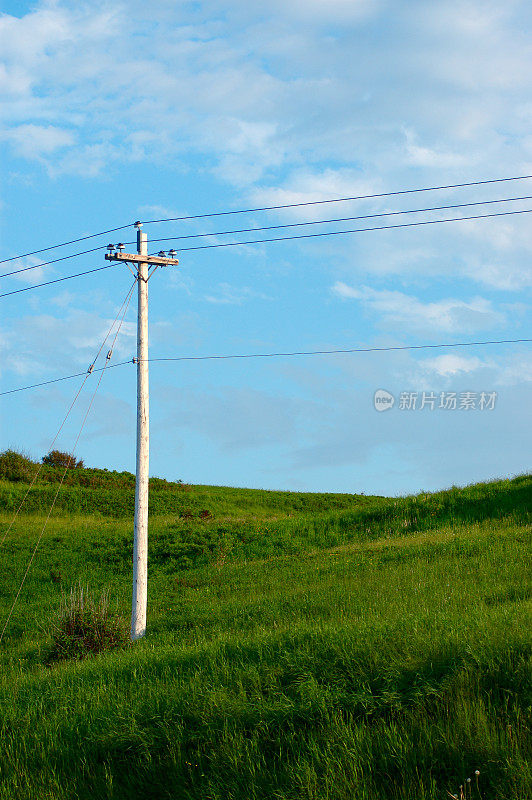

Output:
xmin=1 ymin=338 xmax=530 ymax=397
xmin=2 ymin=207 xmax=531 ymax=299
xmin=4 ymin=193 xmax=532 ymax=280
xmin=1 ymin=174 xmax=531 ymax=267
xmin=141 ymin=175 xmax=532 ymax=224
xmin=0 ymin=264 xmax=116 ymax=299
xmin=0 ymin=281 xmax=137 ymax=547
xmin=0 ymin=244 xmax=108 ymax=279
xmin=0 ymin=361 xmax=131 ymax=396
xmin=163 ymin=207 xmax=532 ymax=253
xmin=0 ymin=225 xmax=130 ymax=267
xmin=145 ymin=194 xmax=532 ymax=246
xmin=145 ymin=338 xmax=532 ymax=363
xmin=0 ymin=288 xmax=135 ymax=645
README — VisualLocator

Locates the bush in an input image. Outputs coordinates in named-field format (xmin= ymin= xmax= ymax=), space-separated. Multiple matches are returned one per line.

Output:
xmin=0 ymin=449 xmax=36 ymax=482
xmin=47 ymin=584 xmax=129 ymax=662
xmin=42 ymin=450 xmax=84 ymax=469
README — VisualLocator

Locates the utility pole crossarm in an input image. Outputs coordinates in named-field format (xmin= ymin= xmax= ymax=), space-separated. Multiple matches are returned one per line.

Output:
xmin=105 ymin=252 xmax=179 ymax=267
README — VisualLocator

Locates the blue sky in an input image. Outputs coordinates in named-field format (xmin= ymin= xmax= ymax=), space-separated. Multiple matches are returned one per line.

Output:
xmin=0 ymin=0 xmax=531 ymax=495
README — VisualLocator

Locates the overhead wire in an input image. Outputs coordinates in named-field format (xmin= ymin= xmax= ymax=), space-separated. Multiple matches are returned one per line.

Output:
xmin=1 ymin=173 xmax=531 ymax=267
xmin=0 ymin=264 xmax=116 ymax=298
xmin=144 ymin=194 xmax=532 ymax=246
xmin=2 ymin=206 xmax=532 ymax=299
xmin=140 ymin=174 xmax=532 ymax=224
xmin=0 ymin=225 xmax=131 ymax=266
xmin=3 ymin=192 xmax=532 ymax=280
xmin=161 ymin=207 xmax=532 ymax=253
xmin=1 ymin=338 xmax=530 ymax=398
xmin=0 ymin=280 xmax=137 ymax=546
xmin=1 ymin=174 xmax=529 ymax=637
xmin=0 ymin=361 xmax=132 ymax=397
xmin=0 ymin=282 xmax=136 ymax=646
xmin=0 ymin=244 xmax=109 ymax=279
xmin=144 ymin=338 xmax=532 ymax=363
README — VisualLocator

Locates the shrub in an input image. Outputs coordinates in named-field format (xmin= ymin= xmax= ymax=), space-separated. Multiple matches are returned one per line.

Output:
xmin=47 ymin=584 xmax=129 ymax=662
xmin=42 ymin=450 xmax=84 ymax=469
xmin=0 ymin=449 xmax=36 ymax=482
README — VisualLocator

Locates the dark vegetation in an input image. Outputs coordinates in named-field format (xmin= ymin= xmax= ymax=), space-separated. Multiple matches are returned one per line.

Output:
xmin=42 ymin=449 xmax=84 ymax=469
xmin=47 ymin=584 xmax=129 ymax=663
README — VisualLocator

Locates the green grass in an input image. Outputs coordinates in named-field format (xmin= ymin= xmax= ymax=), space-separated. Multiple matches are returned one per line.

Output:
xmin=0 ymin=471 xmax=530 ymax=799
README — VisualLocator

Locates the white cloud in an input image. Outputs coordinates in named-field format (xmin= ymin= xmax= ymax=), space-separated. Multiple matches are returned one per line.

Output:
xmin=5 ymin=256 xmax=50 ymax=285
xmin=396 ymin=347 xmax=532 ymax=392
xmin=473 ymin=262 xmax=532 ymax=292
xmin=403 ymin=129 xmax=469 ymax=169
xmin=267 ymin=0 xmax=380 ymax=23
xmin=3 ymin=124 xmax=75 ymax=159
xmin=0 ymin=307 xmax=136 ymax=379
xmin=50 ymin=290 xmax=76 ymax=307
xmin=248 ymin=169 xmax=382 ymax=221
xmin=0 ymin=0 xmax=529 ymax=191
xmin=496 ymin=352 xmax=532 ymax=385
xmin=417 ymin=354 xmax=485 ymax=377
xmin=204 ymin=282 xmax=270 ymax=304
xmin=418 ymin=1 xmax=531 ymax=92
xmin=332 ymin=282 xmax=505 ymax=333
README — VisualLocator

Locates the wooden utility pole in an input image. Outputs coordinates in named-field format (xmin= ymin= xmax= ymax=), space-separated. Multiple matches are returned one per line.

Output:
xmin=132 ymin=223 xmax=149 ymax=640
xmin=105 ymin=224 xmax=179 ymax=640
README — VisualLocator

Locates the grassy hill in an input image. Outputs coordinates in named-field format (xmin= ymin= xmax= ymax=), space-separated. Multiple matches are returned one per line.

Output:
xmin=0 ymin=458 xmax=530 ymax=800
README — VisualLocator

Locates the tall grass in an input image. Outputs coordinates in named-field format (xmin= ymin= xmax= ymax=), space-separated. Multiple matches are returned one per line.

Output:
xmin=0 ymin=474 xmax=529 ymax=799
xmin=47 ymin=583 xmax=129 ymax=662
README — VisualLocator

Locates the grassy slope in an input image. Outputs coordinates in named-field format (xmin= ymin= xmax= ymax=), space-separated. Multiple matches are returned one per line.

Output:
xmin=0 ymin=473 xmax=530 ymax=800
xmin=0 ymin=465 xmax=384 ymax=517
